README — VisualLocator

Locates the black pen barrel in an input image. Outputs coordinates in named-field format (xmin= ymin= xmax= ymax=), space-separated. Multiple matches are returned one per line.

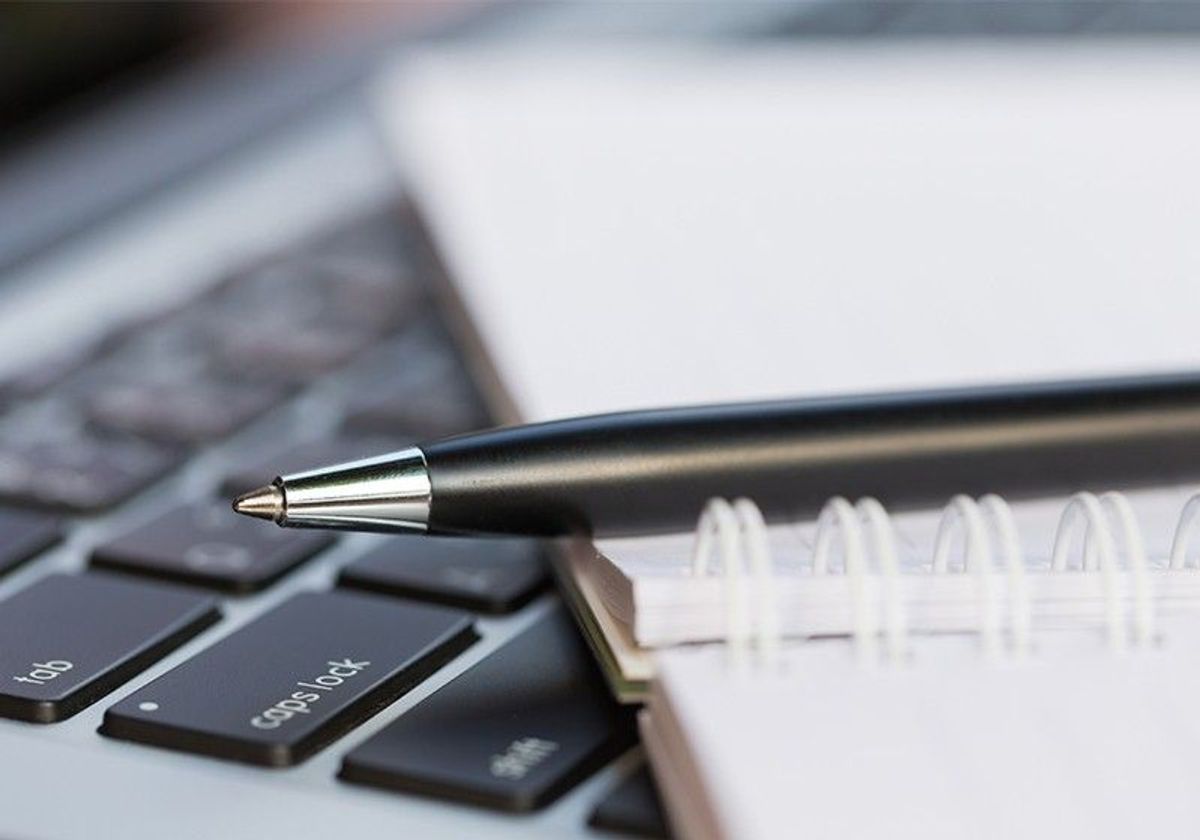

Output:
xmin=422 ymin=372 xmax=1200 ymax=537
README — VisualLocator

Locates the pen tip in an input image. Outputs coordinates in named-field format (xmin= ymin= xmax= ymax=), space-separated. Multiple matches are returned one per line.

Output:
xmin=232 ymin=484 xmax=284 ymax=523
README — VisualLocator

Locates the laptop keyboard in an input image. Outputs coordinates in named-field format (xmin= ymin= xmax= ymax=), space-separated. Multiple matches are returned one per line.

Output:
xmin=0 ymin=205 xmax=647 ymax=833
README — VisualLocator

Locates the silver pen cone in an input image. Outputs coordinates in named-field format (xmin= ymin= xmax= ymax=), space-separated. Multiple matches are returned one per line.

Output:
xmin=232 ymin=446 xmax=432 ymax=533
xmin=232 ymin=484 xmax=285 ymax=522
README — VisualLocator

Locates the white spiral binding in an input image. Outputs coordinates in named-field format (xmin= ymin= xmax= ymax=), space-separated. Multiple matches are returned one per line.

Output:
xmin=691 ymin=486 xmax=1199 ymax=667
xmin=1100 ymin=492 xmax=1154 ymax=647
xmin=692 ymin=497 xmax=779 ymax=668
xmin=1169 ymin=493 xmax=1200 ymax=570
xmin=1049 ymin=491 xmax=1156 ymax=651
xmin=979 ymin=494 xmax=1033 ymax=659
xmin=856 ymin=497 xmax=909 ymax=665
xmin=811 ymin=497 xmax=909 ymax=666
xmin=927 ymin=494 xmax=1035 ymax=659
xmin=813 ymin=497 xmax=878 ymax=664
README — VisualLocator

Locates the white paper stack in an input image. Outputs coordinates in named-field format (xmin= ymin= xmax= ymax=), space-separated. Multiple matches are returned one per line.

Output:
xmin=563 ymin=484 xmax=1200 ymax=699
xmin=643 ymin=625 xmax=1200 ymax=840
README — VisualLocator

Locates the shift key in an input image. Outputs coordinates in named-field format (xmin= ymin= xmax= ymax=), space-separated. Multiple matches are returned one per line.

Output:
xmin=101 ymin=590 xmax=476 ymax=767
xmin=340 ymin=605 xmax=636 ymax=811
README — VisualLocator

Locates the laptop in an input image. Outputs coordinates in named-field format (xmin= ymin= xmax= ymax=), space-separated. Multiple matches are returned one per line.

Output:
xmin=2 ymin=3 xmax=1199 ymax=838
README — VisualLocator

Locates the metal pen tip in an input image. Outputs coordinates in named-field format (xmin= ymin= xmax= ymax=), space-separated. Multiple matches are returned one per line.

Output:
xmin=232 ymin=484 xmax=284 ymax=523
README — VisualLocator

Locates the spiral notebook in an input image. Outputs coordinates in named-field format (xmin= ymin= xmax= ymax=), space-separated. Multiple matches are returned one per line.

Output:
xmin=561 ymin=484 xmax=1200 ymax=699
xmin=641 ymin=514 xmax=1200 ymax=840
xmin=643 ymin=629 xmax=1200 ymax=840
xmin=393 ymin=46 xmax=1200 ymax=708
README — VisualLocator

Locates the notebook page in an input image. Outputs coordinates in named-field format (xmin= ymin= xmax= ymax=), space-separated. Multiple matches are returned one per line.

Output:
xmin=648 ymin=629 xmax=1200 ymax=840
xmin=385 ymin=46 xmax=1200 ymax=423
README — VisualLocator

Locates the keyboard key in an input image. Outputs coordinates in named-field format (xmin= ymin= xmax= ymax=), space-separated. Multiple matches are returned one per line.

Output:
xmin=339 ymin=536 xmax=548 ymax=614
xmin=214 ymin=323 xmax=374 ymax=384
xmin=91 ymin=502 xmax=334 ymax=593
xmin=102 ymin=590 xmax=477 ymax=766
xmin=85 ymin=380 xmax=285 ymax=445
xmin=201 ymin=256 xmax=418 ymax=387
xmin=208 ymin=255 xmax=416 ymax=336
xmin=219 ymin=435 xmax=405 ymax=497
xmin=91 ymin=317 xmax=222 ymax=385
xmin=341 ymin=324 xmax=490 ymax=439
xmin=588 ymin=765 xmax=672 ymax=839
xmin=0 ymin=573 xmax=219 ymax=723
xmin=201 ymin=258 xmax=417 ymax=385
xmin=0 ymin=508 xmax=62 ymax=576
xmin=340 ymin=605 xmax=636 ymax=812
xmin=0 ymin=435 xmax=178 ymax=513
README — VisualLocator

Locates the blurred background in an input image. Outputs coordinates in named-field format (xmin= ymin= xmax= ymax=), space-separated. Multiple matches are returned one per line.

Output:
xmin=0 ymin=0 xmax=483 ymax=275
xmin=7 ymin=0 xmax=1200 ymax=277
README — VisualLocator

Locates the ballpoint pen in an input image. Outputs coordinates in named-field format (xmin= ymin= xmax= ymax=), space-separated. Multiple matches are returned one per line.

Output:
xmin=233 ymin=371 xmax=1200 ymax=538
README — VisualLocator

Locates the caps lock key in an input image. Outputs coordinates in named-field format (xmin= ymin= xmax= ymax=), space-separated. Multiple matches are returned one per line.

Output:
xmin=101 ymin=589 xmax=476 ymax=766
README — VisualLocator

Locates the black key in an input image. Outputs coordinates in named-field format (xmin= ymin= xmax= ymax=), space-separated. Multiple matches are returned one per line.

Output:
xmin=0 ymin=508 xmax=62 ymax=576
xmin=207 ymin=276 xmax=396 ymax=384
xmin=85 ymin=380 xmax=285 ymax=445
xmin=0 ymin=573 xmax=219 ymax=723
xmin=340 ymin=605 xmax=636 ymax=812
xmin=209 ymin=255 xmax=417 ymax=337
xmin=219 ymin=435 xmax=405 ymax=497
xmin=93 ymin=308 xmax=358 ymax=392
xmin=214 ymin=323 xmax=374 ymax=384
xmin=0 ymin=435 xmax=178 ymax=513
xmin=91 ymin=502 xmax=334 ymax=593
xmin=339 ymin=536 xmax=548 ymax=614
xmin=341 ymin=324 xmax=489 ymax=439
xmin=91 ymin=317 xmax=222 ymax=385
xmin=588 ymin=765 xmax=672 ymax=839
xmin=200 ymin=255 xmax=418 ymax=386
xmin=101 ymin=590 xmax=477 ymax=767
